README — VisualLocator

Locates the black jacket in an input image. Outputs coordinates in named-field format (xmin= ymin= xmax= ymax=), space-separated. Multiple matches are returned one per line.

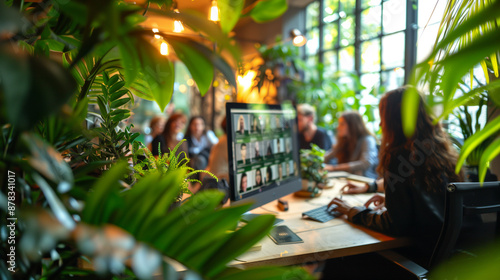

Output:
xmin=347 ymin=150 xmax=447 ymax=260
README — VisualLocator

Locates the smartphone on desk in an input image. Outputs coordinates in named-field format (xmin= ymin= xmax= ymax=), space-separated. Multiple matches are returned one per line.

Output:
xmin=268 ymin=225 xmax=303 ymax=245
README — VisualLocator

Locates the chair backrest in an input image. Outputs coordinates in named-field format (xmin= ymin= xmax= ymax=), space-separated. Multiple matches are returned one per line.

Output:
xmin=430 ymin=181 xmax=500 ymax=268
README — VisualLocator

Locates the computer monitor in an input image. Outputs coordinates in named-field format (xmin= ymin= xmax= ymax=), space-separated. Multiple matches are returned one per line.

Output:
xmin=226 ymin=102 xmax=302 ymax=211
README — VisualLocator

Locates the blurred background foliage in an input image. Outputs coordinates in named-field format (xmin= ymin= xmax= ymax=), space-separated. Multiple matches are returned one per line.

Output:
xmin=405 ymin=0 xmax=500 ymax=182
xmin=0 ymin=0 xmax=312 ymax=279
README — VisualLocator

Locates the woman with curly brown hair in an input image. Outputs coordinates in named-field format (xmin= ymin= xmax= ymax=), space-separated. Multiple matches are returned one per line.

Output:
xmin=151 ymin=113 xmax=188 ymax=159
xmin=324 ymin=111 xmax=378 ymax=179
xmin=328 ymin=86 xmax=463 ymax=264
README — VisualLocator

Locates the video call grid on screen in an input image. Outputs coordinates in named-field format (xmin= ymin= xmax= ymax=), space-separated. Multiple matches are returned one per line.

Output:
xmin=228 ymin=107 xmax=300 ymax=200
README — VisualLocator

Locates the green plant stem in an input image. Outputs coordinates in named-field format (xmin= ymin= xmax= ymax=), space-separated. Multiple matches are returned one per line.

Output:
xmin=143 ymin=1 xmax=150 ymax=16
xmin=46 ymin=252 xmax=80 ymax=280
xmin=3 ymin=125 xmax=14 ymax=158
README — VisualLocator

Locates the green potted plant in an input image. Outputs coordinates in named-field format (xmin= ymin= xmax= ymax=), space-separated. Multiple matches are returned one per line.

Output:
xmin=0 ymin=0 xmax=313 ymax=279
xmin=297 ymin=144 xmax=328 ymax=197
xmin=132 ymin=140 xmax=216 ymax=206
xmin=448 ymin=91 xmax=498 ymax=181
xmin=406 ymin=0 xmax=500 ymax=182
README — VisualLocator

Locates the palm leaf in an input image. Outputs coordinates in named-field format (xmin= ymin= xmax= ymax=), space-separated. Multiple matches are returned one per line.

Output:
xmin=478 ymin=138 xmax=500 ymax=183
xmin=456 ymin=115 xmax=500 ymax=173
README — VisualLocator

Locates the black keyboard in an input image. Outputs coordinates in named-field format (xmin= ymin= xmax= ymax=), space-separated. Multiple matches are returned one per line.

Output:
xmin=302 ymin=205 xmax=341 ymax=223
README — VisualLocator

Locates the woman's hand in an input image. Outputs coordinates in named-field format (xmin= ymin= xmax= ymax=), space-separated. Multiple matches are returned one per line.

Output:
xmin=364 ymin=194 xmax=385 ymax=210
xmin=328 ymin=197 xmax=353 ymax=215
xmin=341 ymin=181 xmax=369 ymax=194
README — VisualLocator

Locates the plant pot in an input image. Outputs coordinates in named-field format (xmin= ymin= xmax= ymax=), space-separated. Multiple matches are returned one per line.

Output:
xmin=295 ymin=180 xmax=322 ymax=197
xmin=168 ymin=194 xmax=184 ymax=211
xmin=464 ymin=166 xmax=498 ymax=182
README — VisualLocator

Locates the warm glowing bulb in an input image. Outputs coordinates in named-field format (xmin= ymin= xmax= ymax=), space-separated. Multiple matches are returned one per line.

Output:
xmin=152 ymin=28 xmax=161 ymax=39
xmin=179 ymin=84 xmax=187 ymax=93
xmin=160 ymin=42 xmax=169 ymax=55
xmin=209 ymin=0 xmax=219 ymax=22
xmin=292 ymin=35 xmax=306 ymax=47
xmin=174 ymin=20 xmax=184 ymax=33
xmin=237 ymin=70 xmax=256 ymax=91
xmin=173 ymin=9 xmax=184 ymax=33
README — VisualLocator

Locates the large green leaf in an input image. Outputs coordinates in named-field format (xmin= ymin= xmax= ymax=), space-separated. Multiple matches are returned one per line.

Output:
xmin=216 ymin=266 xmax=313 ymax=280
xmin=131 ymin=34 xmax=175 ymax=111
xmin=148 ymin=9 xmax=240 ymax=62
xmin=219 ymin=0 xmax=244 ymax=34
xmin=116 ymin=172 xmax=184 ymax=235
xmin=249 ymin=0 xmax=288 ymax=23
xmin=431 ymin=239 xmax=500 ymax=280
xmin=167 ymin=37 xmax=214 ymax=95
xmin=436 ymin=80 xmax=500 ymax=121
xmin=53 ymin=0 xmax=88 ymax=25
xmin=81 ymin=161 xmax=128 ymax=224
xmin=0 ymin=45 xmax=77 ymax=131
xmin=478 ymin=138 xmax=500 ymax=183
xmin=22 ymin=133 xmax=73 ymax=185
xmin=172 ymin=204 xmax=249 ymax=260
xmin=401 ymin=86 xmax=421 ymax=137
xmin=202 ymin=214 xmax=276 ymax=277
xmin=436 ymin=30 xmax=500 ymax=105
xmin=150 ymin=190 xmax=226 ymax=252
xmin=167 ymin=34 xmax=237 ymax=89
xmin=456 ymin=115 xmax=500 ymax=173
xmin=32 ymin=173 xmax=76 ymax=230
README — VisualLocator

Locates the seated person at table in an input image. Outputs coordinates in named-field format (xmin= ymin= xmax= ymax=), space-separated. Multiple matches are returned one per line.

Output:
xmin=184 ymin=116 xmax=218 ymax=170
xmin=329 ymin=87 xmax=463 ymax=265
xmin=145 ymin=115 xmax=166 ymax=152
xmin=297 ymin=104 xmax=332 ymax=151
xmin=205 ymin=117 xmax=228 ymax=181
xmin=151 ymin=113 xmax=188 ymax=159
xmin=323 ymin=111 xmax=378 ymax=179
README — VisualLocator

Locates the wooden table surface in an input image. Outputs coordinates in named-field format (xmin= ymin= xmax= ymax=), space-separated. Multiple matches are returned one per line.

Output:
xmin=231 ymin=177 xmax=412 ymax=268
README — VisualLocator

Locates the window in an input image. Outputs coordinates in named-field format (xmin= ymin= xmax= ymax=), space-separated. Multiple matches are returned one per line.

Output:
xmin=304 ymin=0 xmax=442 ymax=92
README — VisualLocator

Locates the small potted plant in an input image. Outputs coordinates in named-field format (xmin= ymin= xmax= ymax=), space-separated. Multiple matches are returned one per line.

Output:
xmin=297 ymin=144 xmax=328 ymax=197
xmin=132 ymin=140 xmax=216 ymax=207
xmin=449 ymin=93 xmax=498 ymax=182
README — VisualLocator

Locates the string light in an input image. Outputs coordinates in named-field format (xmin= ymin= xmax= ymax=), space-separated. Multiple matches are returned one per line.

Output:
xmin=209 ymin=0 xmax=219 ymax=22
xmin=160 ymin=42 xmax=169 ymax=55
xmin=152 ymin=28 xmax=161 ymax=39
xmin=173 ymin=9 xmax=184 ymax=33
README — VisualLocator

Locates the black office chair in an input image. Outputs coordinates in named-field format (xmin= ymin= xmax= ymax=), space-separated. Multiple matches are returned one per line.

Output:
xmin=429 ymin=181 xmax=500 ymax=268
xmin=378 ymin=181 xmax=500 ymax=280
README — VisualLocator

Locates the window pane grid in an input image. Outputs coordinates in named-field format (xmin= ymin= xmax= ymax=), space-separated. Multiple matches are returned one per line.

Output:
xmin=304 ymin=0 xmax=438 ymax=92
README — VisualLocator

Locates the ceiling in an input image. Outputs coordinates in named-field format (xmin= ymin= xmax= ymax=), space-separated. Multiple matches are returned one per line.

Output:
xmin=130 ymin=0 xmax=314 ymax=56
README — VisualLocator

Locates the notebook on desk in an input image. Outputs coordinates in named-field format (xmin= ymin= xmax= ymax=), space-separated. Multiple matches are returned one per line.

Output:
xmin=268 ymin=225 xmax=303 ymax=245
xmin=327 ymin=172 xmax=374 ymax=184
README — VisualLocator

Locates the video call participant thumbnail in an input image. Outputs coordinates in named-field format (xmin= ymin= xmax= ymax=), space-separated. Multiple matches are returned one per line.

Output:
xmin=239 ymin=172 xmax=248 ymax=193
xmin=237 ymin=115 xmax=247 ymax=135
xmin=238 ymin=143 xmax=248 ymax=164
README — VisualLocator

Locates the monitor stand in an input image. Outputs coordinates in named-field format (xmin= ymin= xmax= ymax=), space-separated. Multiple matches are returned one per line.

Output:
xmin=241 ymin=213 xmax=284 ymax=225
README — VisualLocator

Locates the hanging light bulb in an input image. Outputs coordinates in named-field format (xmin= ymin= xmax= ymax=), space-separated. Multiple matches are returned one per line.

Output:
xmin=209 ymin=0 xmax=219 ymax=22
xmin=152 ymin=28 xmax=161 ymax=39
xmin=160 ymin=42 xmax=169 ymax=55
xmin=173 ymin=9 xmax=184 ymax=33
xmin=290 ymin=29 xmax=307 ymax=47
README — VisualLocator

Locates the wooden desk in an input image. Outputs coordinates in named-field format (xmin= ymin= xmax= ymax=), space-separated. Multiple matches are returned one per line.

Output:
xmin=231 ymin=177 xmax=412 ymax=268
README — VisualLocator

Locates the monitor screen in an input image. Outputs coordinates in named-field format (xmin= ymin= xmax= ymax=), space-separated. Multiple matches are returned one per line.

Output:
xmin=226 ymin=102 xmax=302 ymax=210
